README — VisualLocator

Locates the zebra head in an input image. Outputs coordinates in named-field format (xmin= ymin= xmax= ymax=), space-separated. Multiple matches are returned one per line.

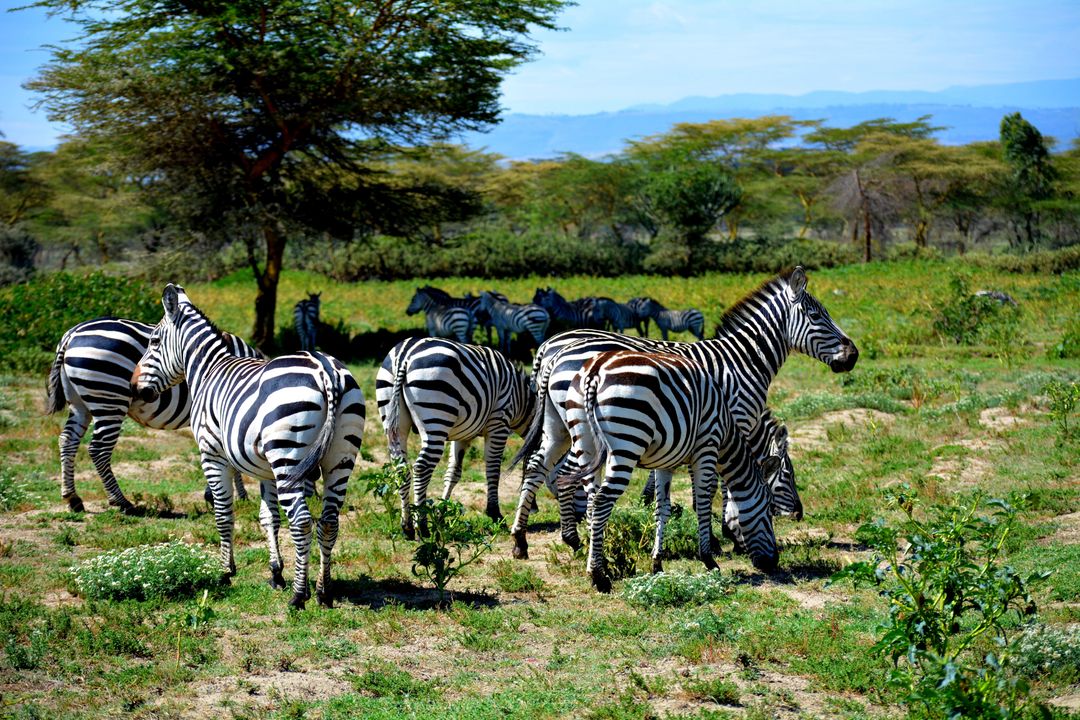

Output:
xmin=405 ymin=288 xmax=431 ymax=316
xmin=784 ymin=267 xmax=858 ymax=373
xmin=766 ymin=424 xmax=802 ymax=520
xmin=725 ymin=455 xmax=781 ymax=573
xmin=133 ymin=284 xmax=190 ymax=403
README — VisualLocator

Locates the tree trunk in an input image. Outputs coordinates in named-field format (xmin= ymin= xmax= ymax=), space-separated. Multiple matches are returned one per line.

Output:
xmin=862 ymin=206 xmax=873 ymax=263
xmin=252 ymin=222 xmax=285 ymax=351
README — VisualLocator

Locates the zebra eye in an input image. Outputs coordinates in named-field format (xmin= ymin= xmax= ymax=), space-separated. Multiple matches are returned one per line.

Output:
xmin=149 ymin=336 xmax=161 ymax=347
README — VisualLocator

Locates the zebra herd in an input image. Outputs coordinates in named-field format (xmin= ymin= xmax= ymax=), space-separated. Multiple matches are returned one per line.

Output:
xmin=45 ymin=267 xmax=857 ymax=606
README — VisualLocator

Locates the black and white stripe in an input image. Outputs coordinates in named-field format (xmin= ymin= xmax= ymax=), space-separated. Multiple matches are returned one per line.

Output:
xmin=509 ymin=267 xmax=857 ymax=560
xmin=532 ymin=288 xmax=604 ymax=331
xmin=293 ymin=292 xmax=321 ymax=352
xmin=626 ymin=297 xmax=654 ymax=337
xmin=375 ymin=337 xmax=535 ymax=535
xmin=564 ymin=350 xmax=780 ymax=591
xmin=480 ymin=291 xmax=550 ymax=355
xmin=592 ymin=298 xmax=637 ymax=334
xmin=134 ymin=285 xmax=365 ymax=610
xmin=46 ymin=317 xmax=262 ymax=512
xmin=413 ymin=286 xmax=507 ymax=345
xmin=406 ymin=287 xmax=476 ymax=344
xmin=641 ymin=298 xmax=706 ymax=341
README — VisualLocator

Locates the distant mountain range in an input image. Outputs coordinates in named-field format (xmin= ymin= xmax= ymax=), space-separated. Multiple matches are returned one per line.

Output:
xmin=460 ymin=78 xmax=1080 ymax=160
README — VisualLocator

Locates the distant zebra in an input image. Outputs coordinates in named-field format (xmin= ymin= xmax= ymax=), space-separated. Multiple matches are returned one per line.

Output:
xmin=406 ymin=287 xmax=475 ymax=344
xmin=532 ymin=287 xmax=604 ymax=331
xmin=414 ymin=286 xmax=507 ymax=345
xmin=592 ymin=298 xmax=637 ymax=334
xmin=564 ymin=350 xmax=780 ymax=591
xmin=641 ymin=298 xmax=705 ymax=341
xmin=46 ymin=317 xmax=262 ymax=512
xmin=508 ymin=267 xmax=858 ymax=560
xmin=626 ymin=297 xmax=654 ymax=337
xmin=376 ymin=337 xmax=535 ymax=536
xmin=134 ymin=285 xmax=365 ymax=610
xmin=480 ymin=291 xmax=550 ymax=355
xmin=293 ymin=292 xmax=321 ymax=351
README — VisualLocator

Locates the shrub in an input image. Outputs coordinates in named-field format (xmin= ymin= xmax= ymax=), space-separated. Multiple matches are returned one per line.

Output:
xmin=1043 ymin=378 xmax=1079 ymax=441
xmin=409 ymin=499 xmax=498 ymax=602
xmin=932 ymin=274 xmax=1016 ymax=346
xmin=1048 ymin=317 xmax=1080 ymax=359
xmin=622 ymin=571 xmax=735 ymax=607
xmin=1010 ymin=624 xmax=1080 ymax=683
xmin=0 ymin=224 xmax=39 ymax=287
xmin=0 ymin=271 xmax=161 ymax=372
xmin=604 ymin=502 xmax=702 ymax=581
xmin=0 ymin=469 xmax=36 ymax=512
xmin=830 ymin=490 xmax=1051 ymax=719
xmin=71 ymin=541 xmax=221 ymax=601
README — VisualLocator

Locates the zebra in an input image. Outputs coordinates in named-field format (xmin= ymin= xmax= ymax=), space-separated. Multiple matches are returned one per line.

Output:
xmin=46 ymin=317 xmax=262 ymax=513
xmin=412 ymin=286 xmax=507 ymax=345
xmin=640 ymin=408 xmax=800 ymax=521
xmin=564 ymin=350 xmax=781 ymax=591
xmin=641 ymin=298 xmax=705 ymax=341
xmin=479 ymin=291 xmax=550 ymax=356
xmin=592 ymin=297 xmax=637 ymax=334
xmin=532 ymin=287 xmax=604 ymax=331
xmin=406 ymin=287 xmax=475 ymax=344
xmin=293 ymin=292 xmax=321 ymax=351
xmin=375 ymin=337 xmax=535 ymax=537
xmin=508 ymin=266 xmax=857 ymax=560
xmin=626 ymin=297 xmax=654 ymax=337
xmin=133 ymin=285 xmax=365 ymax=610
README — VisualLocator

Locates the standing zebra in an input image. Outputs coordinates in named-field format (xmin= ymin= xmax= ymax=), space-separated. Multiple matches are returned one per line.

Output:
xmin=532 ymin=288 xmax=604 ymax=331
xmin=565 ymin=350 xmax=780 ymax=591
xmin=134 ymin=285 xmax=365 ymax=610
xmin=508 ymin=267 xmax=857 ymax=559
xmin=46 ymin=317 xmax=262 ymax=512
xmin=376 ymin=337 xmax=535 ymax=536
xmin=293 ymin=292 xmax=321 ymax=352
xmin=641 ymin=298 xmax=705 ymax=341
xmin=406 ymin=287 xmax=475 ymax=344
xmin=479 ymin=291 xmax=550 ymax=356
xmin=592 ymin=298 xmax=637 ymax=334
xmin=626 ymin=297 xmax=654 ymax=337
xmin=413 ymin=286 xmax=507 ymax=345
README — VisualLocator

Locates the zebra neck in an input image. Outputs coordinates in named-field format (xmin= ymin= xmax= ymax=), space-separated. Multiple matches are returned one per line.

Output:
xmin=716 ymin=292 xmax=790 ymax=391
xmin=180 ymin=320 xmax=232 ymax=391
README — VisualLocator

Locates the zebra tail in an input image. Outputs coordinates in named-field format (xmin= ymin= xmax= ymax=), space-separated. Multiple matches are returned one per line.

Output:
xmin=45 ymin=329 xmax=73 ymax=415
xmin=557 ymin=366 xmax=607 ymax=492
xmin=280 ymin=353 xmax=342 ymax=494
xmin=384 ymin=352 xmax=410 ymax=460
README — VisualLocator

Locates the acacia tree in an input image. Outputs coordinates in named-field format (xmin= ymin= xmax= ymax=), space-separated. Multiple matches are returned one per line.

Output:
xmin=999 ymin=112 xmax=1057 ymax=250
xmin=27 ymin=0 xmax=567 ymax=348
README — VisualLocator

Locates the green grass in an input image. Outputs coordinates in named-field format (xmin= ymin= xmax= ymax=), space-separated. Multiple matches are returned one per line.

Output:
xmin=0 ymin=261 xmax=1078 ymax=718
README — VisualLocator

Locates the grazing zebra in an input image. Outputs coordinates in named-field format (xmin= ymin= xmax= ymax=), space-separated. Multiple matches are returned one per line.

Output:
xmin=532 ymin=288 xmax=604 ymax=331
xmin=641 ymin=408 xmax=801 ymax=520
xmin=375 ymin=337 xmax=535 ymax=536
xmin=406 ymin=287 xmax=476 ymax=344
xmin=414 ymin=286 xmax=507 ymax=345
xmin=564 ymin=350 xmax=780 ymax=591
xmin=592 ymin=297 xmax=637 ymax=334
xmin=508 ymin=267 xmax=857 ymax=560
xmin=133 ymin=285 xmax=365 ymax=610
xmin=641 ymin=298 xmax=705 ymax=341
xmin=46 ymin=317 xmax=262 ymax=513
xmin=293 ymin=292 xmax=321 ymax=351
xmin=479 ymin=291 xmax=550 ymax=356
xmin=626 ymin=297 xmax=655 ymax=337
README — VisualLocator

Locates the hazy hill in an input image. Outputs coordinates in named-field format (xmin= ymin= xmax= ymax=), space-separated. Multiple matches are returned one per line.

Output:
xmin=460 ymin=78 xmax=1080 ymax=160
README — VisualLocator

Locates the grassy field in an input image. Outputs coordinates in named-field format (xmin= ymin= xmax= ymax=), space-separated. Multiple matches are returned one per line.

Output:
xmin=1 ymin=261 xmax=1078 ymax=719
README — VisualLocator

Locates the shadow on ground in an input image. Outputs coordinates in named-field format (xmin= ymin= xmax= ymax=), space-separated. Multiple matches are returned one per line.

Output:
xmin=334 ymin=574 xmax=500 ymax=610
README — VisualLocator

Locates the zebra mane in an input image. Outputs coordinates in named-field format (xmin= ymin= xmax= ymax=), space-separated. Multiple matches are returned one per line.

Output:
xmin=715 ymin=268 xmax=797 ymax=336
xmin=176 ymin=298 xmax=229 ymax=348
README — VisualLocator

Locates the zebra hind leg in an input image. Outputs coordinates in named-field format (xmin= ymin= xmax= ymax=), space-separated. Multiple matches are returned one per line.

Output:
xmin=88 ymin=417 xmax=135 ymax=513
xmin=651 ymin=470 xmax=673 ymax=574
xmin=58 ymin=407 xmax=90 ymax=512
xmin=279 ymin=481 xmax=314 ymax=610
xmin=203 ymin=457 xmax=238 ymax=580
xmin=259 ymin=479 xmax=286 ymax=590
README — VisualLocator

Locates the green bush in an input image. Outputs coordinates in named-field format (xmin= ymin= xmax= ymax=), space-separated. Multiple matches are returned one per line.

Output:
xmin=932 ymin=273 xmax=1020 ymax=346
xmin=409 ymin=499 xmax=498 ymax=602
xmin=1048 ymin=317 xmax=1080 ymax=359
xmin=71 ymin=541 xmax=221 ymax=601
xmin=622 ymin=571 xmax=735 ymax=607
xmin=962 ymin=245 xmax=1080 ymax=275
xmin=0 ymin=469 xmax=37 ymax=512
xmin=1010 ymin=624 xmax=1080 ymax=684
xmin=0 ymin=271 xmax=162 ymax=372
xmin=603 ymin=502 xmax=702 ymax=581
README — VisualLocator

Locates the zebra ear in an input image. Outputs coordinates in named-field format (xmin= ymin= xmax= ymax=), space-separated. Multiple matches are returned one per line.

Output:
xmin=788 ymin=266 xmax=807 ymax=299
xmin=162 ymin=284 xmax=181 ymax=321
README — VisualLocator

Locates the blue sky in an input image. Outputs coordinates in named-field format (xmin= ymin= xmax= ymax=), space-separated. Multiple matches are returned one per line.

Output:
xmin=2 ymin=0 xmax=1079 ymax=149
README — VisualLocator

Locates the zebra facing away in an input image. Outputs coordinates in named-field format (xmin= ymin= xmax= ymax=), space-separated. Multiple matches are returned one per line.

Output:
xmin=564 ymin=350 xmax=780 ymax=592
xmin=134 ymin=285 xmax=365 ymax=610
xmin=293 ymin=292 xmax=321 ymax=351
xmin=375 ymin=337 xmax=535 ymax=537
xmin=46 ymin=317 xmax=262 ymax=513
xmin=479 ymin=291 xmax=550 ymax=356
xmin=641 ymin=298 xmax=705 ymax=341
xmin=626 ymin=297 xmax=654 ymax=337
xmin=508 ymin=267 xmax=857 ymax=560
xmin=406 ymin=287 xmax=475 ymax=344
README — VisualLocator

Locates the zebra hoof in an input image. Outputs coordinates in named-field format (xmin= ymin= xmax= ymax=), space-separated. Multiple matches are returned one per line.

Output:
xmin=115 ymin=500 xmax=139 ymax=516
xmin=287 ymin=593 xmax=307 ymax=611
xmin=268 ymin=569 xmax=287 ymax=590
xmin=203 ymin=486 xmax=213 ymax=504
xmin=700 ymin=554 xmax=720 ymax=572
xmin=65 ymin=495 xmax=85 ymax=513
xmin=652 ymin=558 xmax=664 ymax=574
xmin=511 ymin=531 xmax=529 ymax=560
xmin=401 ymin=524 xmax=416 ymax=541
xmin=562 ymin=532 xmax=581 ymax=551
xmin=485 ymin=506 xmax=504 ymax=524
xmin=591 ymin=569 xmax=612 ymax=594
xmin=317 ymin=589 xmax=333 ymax=609
xmin=710 ymin=532 xmax=722 ymax=555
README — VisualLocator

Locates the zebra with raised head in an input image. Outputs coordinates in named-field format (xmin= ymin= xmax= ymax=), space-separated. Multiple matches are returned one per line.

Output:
xmin=592 ymin=297 xmax=637 ymax=334
xmin=641 ymin=298 xmax=705 ymax=341
xmin=479 ymin=291 xmax=550 ymax=356
xmin=133 ymin=285 xmax=365 ymax=610
xmin=626 ymin=297 xmax=654 ymax=337
xmin=46 ymin=317 xmax=262 ymax=513
xmin=532 ymin=288 xmax=604 ymax=331
xmin=414 ymin=286 xmax=507 ymax=345
xmin=564 ymin=350 xmax=780 ymax=591
xmin=508 ymin=267 xmax=857 ymax=559
xmin=376 ymin=337 xmax=535 ymax=536
xmin=293 ymin=292 xmax=321 ymax=352
xmin=406 ymin=287 xmax=476 ymax=344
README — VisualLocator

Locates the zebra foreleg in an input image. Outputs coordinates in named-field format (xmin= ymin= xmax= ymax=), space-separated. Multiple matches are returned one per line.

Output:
xmin=690 ymin=456 xmax=720 ymax=572
xmin=58 ymin=407 xmax=90 ymax=512
xmin=651 ymin=470 xmax=673 ymax=574
xmin=440 ymin=439 xmax=469 ymax=503
xmin=205 ymin=469 xmax=247 ymax=505
xmin=259 ymin=479 xmax=286 ymax=590
xmin=88 ymin=416 xmax=135 ymax=512
xmin=202 ymin=457 xmax=237 ymax=579
xmin=509 ymin=433 xmax=569 ymax=560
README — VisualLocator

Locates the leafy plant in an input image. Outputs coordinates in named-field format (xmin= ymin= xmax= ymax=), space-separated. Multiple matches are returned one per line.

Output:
xmin=0 ymin=469 xmax=36 ymax=512
xmin=1047 ymin=317 xmax=1080 ymax=359
xmin=409 ymin=499 xmax=497 ymax=603
xmin=932 ymin=274 xmax=1017 ymax=347
xmin=830 ymin=490 xmax=1051 ymax=719
xmin=175 ymin=589 xmax=215 ymax=667
xmin=622 ymin=571 xmax=735 ymax=608
xmin=603 ymin=502 xmax=703 ymax=581
xmin=1009 ymin=624 xmax=1080 ymax=684
xmin=1043 ymin=378 xmax=1079 ymax=441
xmin=71 ymin=541 xmax=221 ymax=601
